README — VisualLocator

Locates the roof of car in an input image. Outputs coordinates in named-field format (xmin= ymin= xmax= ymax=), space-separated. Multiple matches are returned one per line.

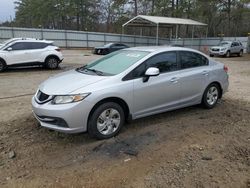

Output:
xmin=125 ymin=46 xmax=199 ymax=53
xmin=6 ymin=38 xmax=54 ymax=44
xmin=18 ymin=39 xmax=54 ymax=43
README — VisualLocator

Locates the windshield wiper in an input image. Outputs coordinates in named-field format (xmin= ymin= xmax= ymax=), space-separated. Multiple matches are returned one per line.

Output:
xmin=76 ymin=67 xmax=104 ymax=76
xmin=86 ymin=68 xmax=104 ymax=76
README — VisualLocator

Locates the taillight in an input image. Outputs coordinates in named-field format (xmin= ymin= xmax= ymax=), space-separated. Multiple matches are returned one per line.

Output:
xmin=224 ymin=65 xmax=228 ymax=73
xmin=56 ymin=48 xmax=61 ymax=52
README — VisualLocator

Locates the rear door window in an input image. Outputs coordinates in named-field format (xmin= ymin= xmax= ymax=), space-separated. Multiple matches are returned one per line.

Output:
xmin=26 ymin=42 xmax=48 ymax=49
xmin=179 ymin=51 xmax=208 ymax=69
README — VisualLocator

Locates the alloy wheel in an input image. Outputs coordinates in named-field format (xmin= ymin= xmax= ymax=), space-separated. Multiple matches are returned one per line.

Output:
xmin=206 ymin=86 xmax=219 ymax=106
xmin=97 ymin=108 xmax=121 ymax=136
xmin=47 ymin=58 xmax=58 ymax=69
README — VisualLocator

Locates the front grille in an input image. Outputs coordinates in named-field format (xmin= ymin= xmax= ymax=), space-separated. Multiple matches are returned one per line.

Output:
xmin=212 ymin=48 xmax=219 ymax=52
xmin=36 ymin=90 xmax=52 ymax=103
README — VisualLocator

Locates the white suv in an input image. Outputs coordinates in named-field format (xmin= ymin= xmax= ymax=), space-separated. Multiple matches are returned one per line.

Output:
xmin=0 ymin=38 xmax=63 ymax=72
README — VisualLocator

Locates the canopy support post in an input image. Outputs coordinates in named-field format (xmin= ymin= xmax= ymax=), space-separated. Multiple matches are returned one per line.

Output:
xmin=175 ymin=25 xmax=179 ymax=44
xmin=156 ymin=23 xmax=159 ymax=45
xmin=175 ymin=25 xmax=179 ymax=39
xmin=170 ymin=27 xmax=172 ymax=40
xmin=191 ymin=25 xmax=195 ymax=47
xmin=205 ymin=27 xmax=208 ymax=38
xmin=192 ymin=25 xmax=194 ymax=38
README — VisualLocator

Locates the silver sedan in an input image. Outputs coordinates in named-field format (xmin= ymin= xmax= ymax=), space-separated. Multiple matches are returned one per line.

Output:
xmin=32 ymin=47 xmax=229 ymax=139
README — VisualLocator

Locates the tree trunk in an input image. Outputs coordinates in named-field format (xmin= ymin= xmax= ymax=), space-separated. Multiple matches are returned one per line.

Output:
xmin=171 ymin=0 xmax=175 ymax=17
xmin=134 ymin=0 xmax=138 ymax=16
xmin=228 ymin=0 xmax=231 ymax=36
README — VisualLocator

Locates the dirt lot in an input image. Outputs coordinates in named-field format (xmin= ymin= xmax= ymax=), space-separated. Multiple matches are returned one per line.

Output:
xmin=0 ymin=50 xmax=249 ymax=188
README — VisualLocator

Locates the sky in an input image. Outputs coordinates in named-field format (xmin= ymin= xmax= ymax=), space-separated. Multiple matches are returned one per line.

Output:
xmin=0 ymin=0 xmax=16 ymax=22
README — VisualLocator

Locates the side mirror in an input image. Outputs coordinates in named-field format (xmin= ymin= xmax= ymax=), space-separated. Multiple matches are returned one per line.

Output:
xmin=143 ymin=67 xmax=160 ymax=82
xmin=7 ymin=47 xmax=12 ymax=51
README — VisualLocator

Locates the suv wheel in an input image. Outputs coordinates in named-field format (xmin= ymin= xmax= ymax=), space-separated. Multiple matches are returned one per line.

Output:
xmin=88 ymin=102 xmax=125 ymax=139
xmin=202 ymin=83 xmax=220 ymax=109
xmin=0 ymin=60 xmax=6 ymax=72
xmin=225 ymin=51 xmax=231 ymax=58
xmin=238 ymin=50 xmax=243 ymax=57
xmin=45 ymin=57 xmax=59 ymax=69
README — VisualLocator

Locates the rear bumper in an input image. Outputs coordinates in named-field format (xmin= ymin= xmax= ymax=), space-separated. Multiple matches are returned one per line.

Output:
xmin=59 ymin=58 xmax=63 ymax=63
xmin=221 ymin=74 xmax=229 ymax=94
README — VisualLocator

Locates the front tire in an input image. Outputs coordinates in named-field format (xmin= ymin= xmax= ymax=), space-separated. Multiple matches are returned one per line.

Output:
xmin=45 ymin=57 xmax=59 ymax=69
xmin=238 ymin=50 xmax=243 ymax=57
xmin=225 ymin=51 xmax=231 ymax=58
xmin=202 ymin=83 xmax=220 ymax=109
xmin=88 ymin=102 xmax=125 ymax=139
xmin=0 ymin=60 xmax=6 ymax=72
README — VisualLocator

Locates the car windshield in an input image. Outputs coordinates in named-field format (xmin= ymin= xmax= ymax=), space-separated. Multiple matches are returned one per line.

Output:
xmin=103 ymin=43 xmax=113 ymax=47
xmin=78 ymin=50 xmax=149 ymax=76
xmin=0 ymin=39 xmax=18 ymax=50
xmin=219 ymin=42 xmax=231 ymax=47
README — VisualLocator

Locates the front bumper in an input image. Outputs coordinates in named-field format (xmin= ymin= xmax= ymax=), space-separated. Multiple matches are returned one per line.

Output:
xmin=209 ymin=50 xmax=227 ymax=56
xmin=32 ymin=97 xmax=93 ymax=133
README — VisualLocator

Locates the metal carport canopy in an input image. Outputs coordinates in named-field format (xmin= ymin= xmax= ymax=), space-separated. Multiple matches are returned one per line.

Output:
xmin=122 ymin=15 xmax=207 ymax=45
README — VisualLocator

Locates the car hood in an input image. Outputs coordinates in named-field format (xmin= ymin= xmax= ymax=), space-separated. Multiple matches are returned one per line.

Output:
xmin=39 ymin=70 xmax=107 ymax=95
xmin=211 ymin=46 xmax=228 ymax=49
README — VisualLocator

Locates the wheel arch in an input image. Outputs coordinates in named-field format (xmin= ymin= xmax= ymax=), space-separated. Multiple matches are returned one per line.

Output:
xmin=206 ymin=81 xmax=223 ymax=98
xmin=44 ymin=54 xmax=60 ymax=63
xmin=0 ymin=57 xmax=7 ymax=65
xmin=87 ymin=97 xmax=131 ymax=127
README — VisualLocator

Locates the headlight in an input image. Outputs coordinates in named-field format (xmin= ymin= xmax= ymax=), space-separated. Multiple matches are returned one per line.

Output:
xmin=220 ymin=48 xmax=226 ymax=51
xmin=52 ymin=93 xmax=90 ymax=104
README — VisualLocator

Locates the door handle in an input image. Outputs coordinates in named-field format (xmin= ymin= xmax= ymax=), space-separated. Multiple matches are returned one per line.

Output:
xmin=202 ymin=70 xmax=209 ymax=76
xmin=170 ymin=77 xmax=179 ymax=83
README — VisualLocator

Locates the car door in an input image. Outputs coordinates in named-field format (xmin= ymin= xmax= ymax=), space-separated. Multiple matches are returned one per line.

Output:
xmin=4 ymin=42 xmax=30 ymax=65
xmin=234 ymin=42 xmax=241 ymax=53
xmin=129 ymin=51 xmax=181 ymax=118
xmin=177 ymin=51 xmax=210 ymax=105
xmin=27 ymin=42 xmax=47 ymax=62
xmin=230 ymin=42 xmax=238 ymax=53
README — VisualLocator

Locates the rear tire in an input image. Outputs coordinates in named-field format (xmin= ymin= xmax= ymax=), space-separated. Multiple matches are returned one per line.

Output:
xmin=45 ymin=57 xmax=59 ymax=69
xmin=88 ymin=102 xmax=125 ymax=139
xmin=202 ymin=83 xmax=220 ymax=109
xmin=0 ymin=59 xmax=6 ymax=72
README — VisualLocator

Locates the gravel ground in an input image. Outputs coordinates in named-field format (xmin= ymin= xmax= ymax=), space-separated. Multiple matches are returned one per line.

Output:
xmin=0 ymin=50 xmax=249 ymax=188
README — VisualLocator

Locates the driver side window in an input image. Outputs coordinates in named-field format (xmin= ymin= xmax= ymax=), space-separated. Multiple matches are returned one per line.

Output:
xmin=8 ymin=42 xmax=28 ymax=51
xmin=124 ymin=51 xmax=178 ymax=80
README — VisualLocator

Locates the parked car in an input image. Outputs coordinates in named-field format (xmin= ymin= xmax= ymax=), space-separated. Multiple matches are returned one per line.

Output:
xmin=0 ymin=38 xmax=63 ymax=72
xmin=209 ymin=41 xmax=244 ymax=57
xmin=32 ymin=46 xmax=229 ymax=139
xmin=0 ymin=38 xmax=34 ymax=49
xmin=93 ymin=43 xmax=129 ymax=55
